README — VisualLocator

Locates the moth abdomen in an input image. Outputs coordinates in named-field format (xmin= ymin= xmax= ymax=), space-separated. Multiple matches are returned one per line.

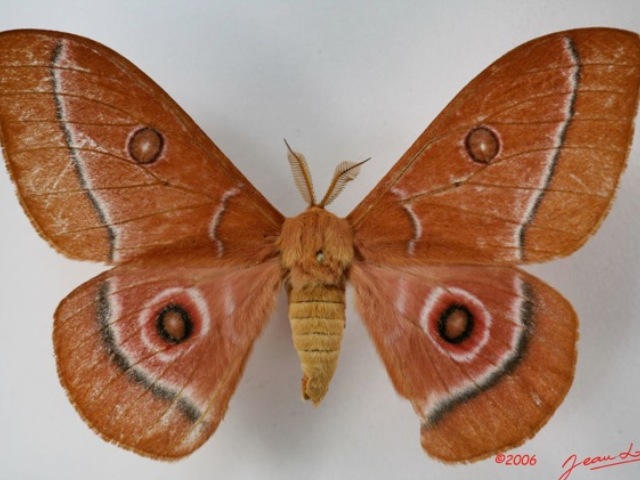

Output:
xmin=288 ymin=285 xmax=346 ymax=404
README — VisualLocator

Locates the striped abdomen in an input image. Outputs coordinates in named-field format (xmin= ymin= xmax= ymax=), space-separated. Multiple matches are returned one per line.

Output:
xmin=288 ymin=285 xmax=346 ymax=404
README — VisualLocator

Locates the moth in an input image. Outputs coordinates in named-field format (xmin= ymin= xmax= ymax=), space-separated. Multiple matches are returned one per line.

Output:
xmin=1 ymin=28 xmax=639 ymax=463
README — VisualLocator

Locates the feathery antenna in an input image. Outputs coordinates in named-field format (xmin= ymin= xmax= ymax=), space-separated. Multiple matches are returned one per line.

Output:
xmin=284 ymin=141 xmax=368 ymax=207
xmin=319 ymin=158 xmax=369 ymax=207
xmin=285 ymin=139 xmax=316 ymax=206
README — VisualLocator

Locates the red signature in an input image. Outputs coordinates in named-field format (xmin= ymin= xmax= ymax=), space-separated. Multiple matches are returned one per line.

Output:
xmin=559 ymin=442 xmax=640 ymax=480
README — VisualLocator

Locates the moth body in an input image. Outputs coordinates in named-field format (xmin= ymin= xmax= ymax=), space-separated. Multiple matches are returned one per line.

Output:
xmin=279 ymin=207 xmax=354 ymax=403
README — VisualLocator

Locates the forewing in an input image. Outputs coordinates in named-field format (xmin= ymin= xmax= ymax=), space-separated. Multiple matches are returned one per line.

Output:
xmin=350 ymin=263 xmax=577 ymax=462
xmin=0 ymin=30 xmax=283 ymax=264
xmin=348 ymin=28 xmax=640 ymax=265
xmin=54 ymin=256 xmax=281 ymax=459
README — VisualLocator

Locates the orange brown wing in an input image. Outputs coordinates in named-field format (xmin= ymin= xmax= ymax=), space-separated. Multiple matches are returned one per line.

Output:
xmin=348 ymin=28 xmax=640 ymax=265
xmin=54 ymin=255 xmax=281 ymax=459
xmin=350 ymin=262 xmax=576 ymax=462
xmin=0 ymin=29 xmax=282 ymax=264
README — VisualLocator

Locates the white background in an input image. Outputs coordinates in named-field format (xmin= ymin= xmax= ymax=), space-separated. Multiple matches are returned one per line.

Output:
xmin=1 ymin=1 xmax=639 ymax=479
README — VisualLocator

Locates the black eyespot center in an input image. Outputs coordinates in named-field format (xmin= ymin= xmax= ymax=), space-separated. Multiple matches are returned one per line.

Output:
xmin=438 ymin=303 xmax=474 ymax=344
xmin=156 ymin=303 xmax=193 ymax=344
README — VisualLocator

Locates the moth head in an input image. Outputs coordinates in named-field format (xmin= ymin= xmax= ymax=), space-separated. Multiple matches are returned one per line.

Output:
xmin=279 ymin=207 xmax=354 ymax=289
xmin=285 ymin=140 xmax=368 ymax=208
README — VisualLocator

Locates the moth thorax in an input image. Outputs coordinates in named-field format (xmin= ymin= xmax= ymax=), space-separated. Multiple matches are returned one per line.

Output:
xmin=279 ymin=207 xmax=354 ymax=290
xmin=288 ymin=285 xmax=346 ymax=404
